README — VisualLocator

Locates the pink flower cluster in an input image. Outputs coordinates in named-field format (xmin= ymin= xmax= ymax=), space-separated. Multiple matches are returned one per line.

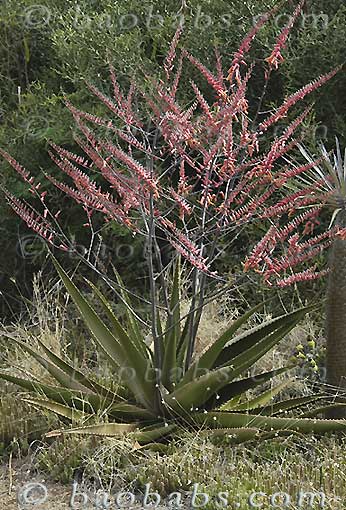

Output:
xmin=0 ymin=1 xmax=341 ymax=282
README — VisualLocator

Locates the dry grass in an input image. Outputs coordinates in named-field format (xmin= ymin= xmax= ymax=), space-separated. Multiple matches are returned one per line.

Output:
xmin=0 ymin=275 xmax=71 ymax=450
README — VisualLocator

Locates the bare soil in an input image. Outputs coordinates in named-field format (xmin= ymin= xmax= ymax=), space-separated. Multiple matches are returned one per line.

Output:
xmin=0 ymin=461 xmax=71 ymax=510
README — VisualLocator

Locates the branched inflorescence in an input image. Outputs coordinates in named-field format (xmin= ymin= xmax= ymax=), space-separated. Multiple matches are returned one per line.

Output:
xmin=0 ymin=1 xmax=342 ymax=284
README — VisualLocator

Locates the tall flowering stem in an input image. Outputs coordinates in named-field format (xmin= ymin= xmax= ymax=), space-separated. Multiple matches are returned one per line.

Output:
xmin=0 ymin=1 xmax=341 ymax=380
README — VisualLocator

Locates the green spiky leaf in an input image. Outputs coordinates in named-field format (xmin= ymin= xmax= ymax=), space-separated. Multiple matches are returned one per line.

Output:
xmin=52 ymin=256 xmax=156 ymax=409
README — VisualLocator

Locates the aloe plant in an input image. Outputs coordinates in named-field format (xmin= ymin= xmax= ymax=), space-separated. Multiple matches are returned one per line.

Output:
xmin=1 ymin=2 xmax=345 ymax=435
xmin=1 ymin=256 xmax=346 ymax=444
xmin=244 ymin=139 xmax=346 ymax=418
xmin=301 ymin=141 xmax=346 ymax=418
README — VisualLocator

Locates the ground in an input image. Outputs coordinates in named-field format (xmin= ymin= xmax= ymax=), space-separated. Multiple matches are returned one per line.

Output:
xmin=0 ymin=462 xmax=71 ymax=510
xmin=1 ymin=435 xmax=346 ymax=510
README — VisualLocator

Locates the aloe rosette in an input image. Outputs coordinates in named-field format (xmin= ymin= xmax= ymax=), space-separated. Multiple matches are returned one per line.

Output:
xmin=1 ymin=257 xmax=346 ymax=445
